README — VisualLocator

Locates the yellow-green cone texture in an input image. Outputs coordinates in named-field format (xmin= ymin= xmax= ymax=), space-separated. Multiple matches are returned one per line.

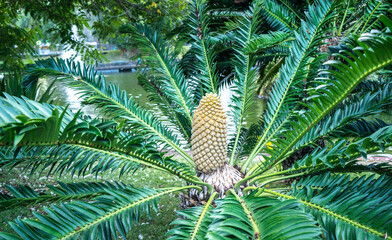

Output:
xmin=191 ymin=93 xmax=227 ymax=173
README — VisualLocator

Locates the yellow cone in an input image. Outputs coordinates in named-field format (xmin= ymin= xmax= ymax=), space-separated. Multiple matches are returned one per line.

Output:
xmin=191 ymin=93 xmax=227 ymax=173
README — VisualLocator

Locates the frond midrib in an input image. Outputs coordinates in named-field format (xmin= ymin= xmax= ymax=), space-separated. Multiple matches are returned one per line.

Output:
xmin=77 ymin=75 xmax=192 ymax=164
xmin=59 ymin=186 xmax=198 ymax=240
xmin=230 ymin=54 xmax=252 ymax=164
xmin=143 ymin=36 xmax=193 ymax=121
xmin=1 ymin=141 xmax=202 ymax=185
xmin=230 ymin=189 xmax=260 ymax=240
xmin=264 ymin=189 xmax=391 ymax=240
xmin=229 ymin=4 xmax=260 ymax=164
xmin=190 ymin=192 xmax=217 ymax=240
xmin=201 ymin=37 xmax=217 ymax=94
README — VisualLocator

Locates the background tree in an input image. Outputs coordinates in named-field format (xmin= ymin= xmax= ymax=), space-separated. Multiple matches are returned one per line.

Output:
xmin=0 ymin=0 xmax=188 ymax=71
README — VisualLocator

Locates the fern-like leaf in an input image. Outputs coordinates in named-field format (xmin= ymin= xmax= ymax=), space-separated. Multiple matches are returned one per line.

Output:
xmin=243 ymin=0 xmax=338 ymax=170
xmin=0 ymin=186 xmax=199 ymax=240
xmin=265 ymin=173 xmax=392 ymax=240
xmin=23 ymin=58 xmax=192 ymax=162
xmin=206 ymin=190 xmax=321 ymax=239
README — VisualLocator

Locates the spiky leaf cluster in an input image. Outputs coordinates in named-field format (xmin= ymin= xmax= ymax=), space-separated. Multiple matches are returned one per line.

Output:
xmin=1 ymin=0 xmax=392 ymax=239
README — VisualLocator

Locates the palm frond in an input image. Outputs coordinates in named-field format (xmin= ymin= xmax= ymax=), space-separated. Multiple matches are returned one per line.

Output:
xmin=243 ymin=31 xmax=293 ymax=55
xmin=228 ymin=1 xmax=263 ymax=165
xmin=260 ymin=0 xmax=299 ymax=32
xmin=166 ymin=192 xmax=217 ymax=240
xmin=205 ymin=190 xmax=321 ymax=239
xmin=251 ymin=32 xmax=392 ymax=176
xmin=138 ymin=74 xmax=192 ymax=142
xmin=120 ymin=24 xmax=195 ymax=121
xmin=292 ymin=125 xmax=392 ymax=175
xmin=188 ymin=0 xmax=220 ymax=94
xmin=0 ymin=95 xmax=203 ymax=185
xmin=264 ymin=173 xmax=392 ymax=240
xmin=0 ymin=181 xmax=128 ymax=211
xmin=346 ymin=0 xmax=390 ymax=35
xmin=23 ymin=58 xmax=192 ymax=162
xmin=294 ymin=83 xmax=392 ymax=149
xmin=0 ymin=186 xmax=199 ymax=240
xmin=245 ymin=122 xmax=392 ymax=187
xmin=228 ymin=121 xmax=264 ymax=161
xmin=339 ymin=118 xmax=389 ymax=138
xmin=276 ymin=0 xmax=306 ymax=20
xmin=243 ymin=0 xmax=337 ymax=170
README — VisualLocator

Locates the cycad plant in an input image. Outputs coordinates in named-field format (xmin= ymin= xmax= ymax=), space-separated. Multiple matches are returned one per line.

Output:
xmin=2 ymin=0 xmax=392 ymax=239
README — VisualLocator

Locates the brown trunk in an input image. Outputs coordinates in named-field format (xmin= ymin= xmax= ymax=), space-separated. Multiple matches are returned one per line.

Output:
xmin=179 ymin=164 xmax=245 ymax=209
xmin=282 ymin=140 xmax=325 ymax=184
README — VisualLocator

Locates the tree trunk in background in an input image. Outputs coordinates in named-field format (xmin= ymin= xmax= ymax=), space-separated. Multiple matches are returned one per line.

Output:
xmin=282 ymin=140 xmax=325 ymax=184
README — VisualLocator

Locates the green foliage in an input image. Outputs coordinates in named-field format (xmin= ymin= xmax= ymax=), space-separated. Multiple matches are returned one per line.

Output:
xmin=208 ymin=193 xmax=321 ymax=240
xmin=286 ymin=173 xmax=392 ymax=239
xmin=0 ymin=0 xmax=188 ymax=70
xmin=1 ymin=0 xmax=392 ymax=239
xmin=228 ymin=1 xmax=263 ymax=164
xmin=243 ymin=31 xmax=293 ymax=55
xmin=259 ymin=0 xmax=299 ymax=32
xmin=0 ymin=186 xmax=196 ymax=240
xmin=0 ymin=181 xmax=129 ymax=211
xmin=242 ymin=0 xmax=337 ymax=170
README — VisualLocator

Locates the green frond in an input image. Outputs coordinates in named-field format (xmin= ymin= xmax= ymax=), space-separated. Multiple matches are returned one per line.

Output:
xmin=251 ymin=32 xmax=392 ymax=176
xmin=138 ymin=74 xmax=192 ymax=142
xmin=0 ymin=181 xmax=128 ymax=211
xmin=228 ymin=1 xmax=263 ymax=165
xmin=0 ymin=95 xmax=203 ymax=184
xmin=294 ymin=125 xmax=392 ymax=175
xmin=243 ymin=31 xmax=293 ymax=55
xmin=23 ymin=58 xmax=192 ymax=162
xmin=0 ymin=72 xmax=56 ymax=103
xmin=255 ymin=46 xmax=291 ymax=59
xmin=293 ymin=83 xmax=392 ymax=149
xmin=265 ymin=173 xmax=392 ymax=240
xmin=340 ymin=118 xmax=389 ymax=138
xmin=360 ymin=0 xmax=389 ymax=33
xmin=120 ymin=24 xmax=195 ymax=121
xmin=166 ymin=192 xmax=217 ymax=240
xmin=188 ymin=0 xmax=220 ymax=94
xmin=259 ymin=0 xmax=299 ymax=32
xmin=244 ymin=123 xmax=392 ymax=188
xmin=353 ymin=77 xmax=392 ymax=94
xmin=345 ymin=0 xmax=390 ymax=34
xmin=379 ymin=11 xmax=392 ymax=31
xmin=243 ymin=0 xmax=338 ymax=170
xmin=205 ymin=191 xmax=321 ymax=239
xmin=1 ymin=143 xmax=201 ymax=184
xmin=0 ymin=186 xmax=199 ymax=240
xmin=228 ymin=121 xmax=263 ymax=161
xmin=276 ymin=0 xmax=305 ymax=20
